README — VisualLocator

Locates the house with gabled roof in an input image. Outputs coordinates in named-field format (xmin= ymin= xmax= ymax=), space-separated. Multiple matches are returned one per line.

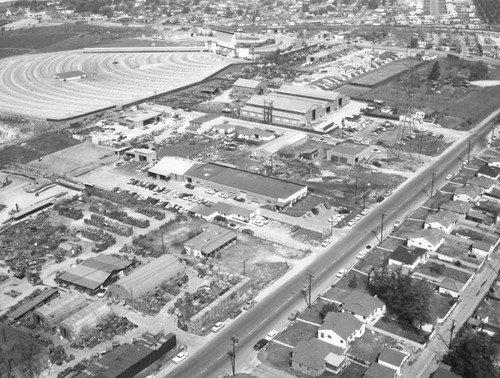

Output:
xmin=318 ymin=311 xmax=365 ymax=349
xmin=466 ymin=209 xmax=490 ymax=225
xmin=407 ymin=229 xmax=445 ymax=252
xmin=467 ymin=176 xmax=496 ymax=192
xmin=439 ymin=200 xmax=472 ymax=215
xmin=291 ymin=338 xmax=335 ymax=377
xmin=378 ymin=348 xmax=410 ymax=374
xmin=388 ymin=245 xmax=427 ymax=271
xmin=477 ymin=164 xmax=500 ymax=180
xmin=437 ymin=277 xmax=463 ymax=298
xmin=340 ymin=291 xmax=386 ymax=324
xmin=453 ymin=184 xmax=483 ymax=204
xmin=471 ymin=240 xmax=495 ymax=258
xmin=424 ymin=210 xmax=459 ymax=233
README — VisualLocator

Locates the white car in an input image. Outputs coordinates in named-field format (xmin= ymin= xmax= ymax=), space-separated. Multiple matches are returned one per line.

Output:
xmin=445 ymin=174 xmax=453 ymax=180
xmin=393 ymin=220 xmax=402 ymax=228
xmin=356 ymin=250 xmax=367 ymax=259
xmin=321 ymin=238 xmax=332 ymax=247
xmin=172 ymin=351 xmax=189 ymax=364
xmin=265 ymin=330 xmax=278 ymax=341
xmin=336 ymin=269 xmax=347 ymax=278
xmin=211 ymin=322 xmax=225 ymax=333
xmin=361 ymin=208 xmax=370 ymax=215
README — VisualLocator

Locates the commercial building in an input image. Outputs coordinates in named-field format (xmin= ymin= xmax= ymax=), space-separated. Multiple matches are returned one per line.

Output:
xmin=184 ymin=224 xmax=237 ymax=258
xmin=108 ymin=255 xmax=185 ymax=305
xmin=148 ymin=156 xmax=195 ymax=182
xmin=186 ymin=114 xmax=224 ymax=134
xmin=326 ymin=143 xmax=371 ymax=165
xmin=189 ymin=201 xmax=259 ymax=222
xmin=56 ymin=255 xmax=132 ymax=295
xmin=7 ymin=288 xmax=58 ymax=322
xmin=306 ymin=46 xmax=350 ymax=64
xmin=125 ymin=148 xmax=157 ymax=162
xmin=185 ymin=162 xmax=308 ymax=209
xmin=75 ymin=333 xmax=177 ymax=378
xmin=252 ymin=131 xmax=308 ymax=158
xmin=125 ymin=110 xmax=161 ymax=128
xmin=59 ymin=302 xmax=113 ymax=340
xmin=33 ymin=292 xmax=87 ymax=327
xmin=232 ymin=78 xmax=267 ymax=96
xmin=276 ymin=85 xmax=349 ymax=111
xmin=0 ymin=323 xmax=50 ymax=378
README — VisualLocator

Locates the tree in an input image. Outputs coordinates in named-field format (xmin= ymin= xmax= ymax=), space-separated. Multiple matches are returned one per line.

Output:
xmin=319 ymin=303 xmax=338 ymax=320
xmin=368 ymin=267 xmax=433 ymax=329
xmin=444 ymin=328 xmax=500 ymax=377
xmin=428 ymin=61 xmax=441 ymax=81
xmin=469 ymin=61 xmax=488 ymax=81
xmin=348 ymin=274 xmax=358 ymax=288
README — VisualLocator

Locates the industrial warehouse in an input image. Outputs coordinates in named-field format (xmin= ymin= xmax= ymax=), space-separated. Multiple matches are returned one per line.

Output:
xmin=240 ymin=84 xmax=349 ymax=128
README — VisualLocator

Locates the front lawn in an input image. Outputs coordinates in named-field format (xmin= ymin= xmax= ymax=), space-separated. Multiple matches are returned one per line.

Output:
xmin=274 ymin=321 xmax=319 ymax=348
xmin=374 ymin=316 xmax=429 ymax=344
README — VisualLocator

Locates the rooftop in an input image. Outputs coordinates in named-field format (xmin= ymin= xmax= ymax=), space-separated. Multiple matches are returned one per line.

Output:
xmin=185 ymin=162 xmax=307 ymax=202
xmin=439 ymin=200 xmax=472 ymax=215
xmin=292 ymin=338 xmax=333 ymax=371
xmin=363 ymin=362 xmax=396 ymax=378
xmin=277 ymin=84 xmax=342 ymax=102
xmin=320 ymin=311 xmax=363 ymax=340
xmin=148 ymin=156 xmax=195 ymax=177
xmin=425 ymin=210 xmax=459 ymax=228
xmin=389 ymin=245 xmax=427 ymax=265
xmin=184 ymin=224 xmax=237 ymax=256
xmin=190 ymin=113 xmax=222 ymax=124
xmin=328 ymin=142 xmax=371 ymax=156
xmin=342 ymin=291 xmax=385 ymax=318
xmin=245 ymin=93 xmax=325 ymax=114
xmin=233 ymin=78 xmax=264 ymax=89
xmin=378 ymin=348 xmax=409 ymax=367
xmin=408 ymin=228 xmax=445 ymax=245
xmin=125 ymin=110 xmax=161 ymax=123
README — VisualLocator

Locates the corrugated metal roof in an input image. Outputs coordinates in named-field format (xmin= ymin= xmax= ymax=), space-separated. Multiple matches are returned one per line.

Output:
xmin=148 ymin=156 xmax=195 ymax=177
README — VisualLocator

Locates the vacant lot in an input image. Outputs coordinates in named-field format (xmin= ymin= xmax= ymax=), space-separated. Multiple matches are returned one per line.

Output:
xmin=0 ymin=131 xmax=81 ymax=168
xmin=374 ymin=316 xmax=428 ymax=344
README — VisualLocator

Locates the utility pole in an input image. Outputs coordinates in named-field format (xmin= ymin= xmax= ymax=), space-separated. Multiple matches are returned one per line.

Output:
xmin=301 ymin=271 xmax=314 ymax=308
xmin=161 ymin=233 xmax=165 ymax=254
xmin=491 ymin=124 xmax=495 ymax=146
xmin=227 ymin=335 xmax=239 ymax=376
xmin=354 ymin=177 xmax=358 ymax=197
xmin=243 ymin=259 xmax=247 ymax=276
xmin=430 ymin=170 xmax=436 ymax=197
xmin=449 ymin=319 xmax=456 ymax=347
xmin=362 ymin=183 xmax=366 ymax=209
xmin=380 ymin=213 xmax=385 ymax=241
xmin=468 ymin=140 xmax=471 ymax=163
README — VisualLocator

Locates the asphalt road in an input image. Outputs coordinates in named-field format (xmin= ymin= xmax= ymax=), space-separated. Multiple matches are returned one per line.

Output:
xmin=167 ymin=109 xmax=500 ymax=378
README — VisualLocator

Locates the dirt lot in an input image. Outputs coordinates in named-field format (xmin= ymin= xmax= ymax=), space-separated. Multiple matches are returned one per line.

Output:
xmin=348 ymin=331 xmax=400 ymax=364
xmin=134 ymin=218 xmax=302 ymax=289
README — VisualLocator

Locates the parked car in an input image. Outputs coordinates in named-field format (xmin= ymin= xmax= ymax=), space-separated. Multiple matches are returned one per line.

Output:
xmin=211 ymin=322 xmax=225 ymax=333
xmin=243 ymin=299 xmax=256 ymax=310
xmin=185 ymin=183 xmax=195 ymax=190
xmin=356 ymin=250 xmax=367 ymax=259
xmin=172 ymin=351 xmax=189 ymax=364
xmin=253 ymin=339 xmax=269 ymax=351
xmin=321 ymin=238 xmax=332 ymax=247
xmin=264 ymin=330 xmax=278 ymax=341
xmin=230 ymin=308 xmax=242 ymax=319
xmin=336 ymin=269 xmax=347 ymax=278
xmin=393 ymin=220 xmax=402 ymax=228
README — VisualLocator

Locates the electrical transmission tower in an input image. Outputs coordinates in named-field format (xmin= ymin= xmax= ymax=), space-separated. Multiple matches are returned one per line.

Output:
xmin=394 ymin=62 xmax=417 ymax=158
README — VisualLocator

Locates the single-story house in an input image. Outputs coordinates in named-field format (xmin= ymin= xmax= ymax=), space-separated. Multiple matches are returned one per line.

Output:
xmin=340 ymin=291 xmax=386 ymax=324
xmin=437 ymin=277 xmax=463 ymax=298
xmin=453 ymin=184 xmax=483 ymax=204
xmin=183 ymin=224 xmax=237 ymax=258
xmin=471 ymin=240 xmax=495 ymax=258
xmin=378 ymin=348 xmax=410 ymax=374
xmin=388 ymin=245 xmax=427 ymax=271
xmin=318 ymin=311 xmax=365 ymax=349
xmin=291 ymin=338 xmax=344 ymax=377
xmin=424 ymin=210 xmax=459 ymax=233
xmin=467 ymin=176 xmax=496 ymax=192
xmin=407 ymin=229 xmax=445 ymax=252
xmin=439 ymin=200 xmax=472 ymax=215
xmin=477 ymin=164 xmax=500 ymax=180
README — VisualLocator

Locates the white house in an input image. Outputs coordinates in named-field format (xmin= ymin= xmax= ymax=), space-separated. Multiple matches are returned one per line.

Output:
xmin=453 ymin=184 xmax=483 ymax=204
xmin=438 ymin=277 xmax=463 ymax=298
xmin=318 ymin=311 xmax=365 ymax=349
xmin=424 ymin=210 xmax=459 ymax=233
xmin=471 ymin=240 xmax=495 ymax=258
xmin=407 ymin=229 xmax=445 ymax=252
xmin=340 ymin=291 xmax=385 ymax=324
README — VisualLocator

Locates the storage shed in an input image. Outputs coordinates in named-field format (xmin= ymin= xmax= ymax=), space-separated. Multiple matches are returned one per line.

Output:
xmin=59 ymin=302 xmax=112 ymax=340
xmin=33 ymin=293 xmax=87 ymax=327
xmin=326 ymin=143 xmax=371 ymax=165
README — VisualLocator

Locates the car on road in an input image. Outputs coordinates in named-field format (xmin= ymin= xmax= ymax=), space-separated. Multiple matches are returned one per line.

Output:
xmin=211 ymin=322 xmax=225 ymax=333
xmin=336 ymin=269 xmax=347 ymax=278
xmin=445 ymin=174 xmax=453 ymax=180
xmin=288 ymin=311 xmax=300 ymax=321
xmin=264 ymin=330 xmax=278 ymax=341
xmin=243 ymin=299 xmax=256 ymax=310
xmin=253 ymin=339 xmax=269 ymax=351
xmin=230 ymin=308 xmax=242 ymax=319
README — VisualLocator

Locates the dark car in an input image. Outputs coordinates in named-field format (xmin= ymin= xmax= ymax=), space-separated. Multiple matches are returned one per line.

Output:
xmin=253 ymin=339 xmax=269 ymax=351
xmin=185 ymin=183 xmax=195 ymax=190
xmin=230 ymin=308 xmax=242 ymax=319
